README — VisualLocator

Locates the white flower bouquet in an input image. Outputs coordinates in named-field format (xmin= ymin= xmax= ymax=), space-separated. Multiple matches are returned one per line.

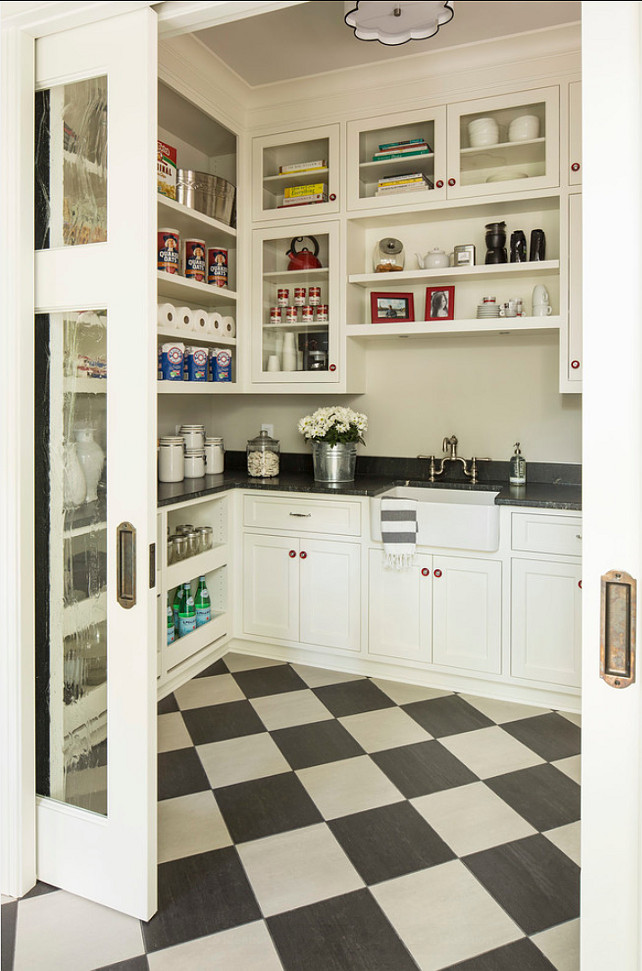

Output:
xmin=297 ymin=406 xmax=368 ymax=446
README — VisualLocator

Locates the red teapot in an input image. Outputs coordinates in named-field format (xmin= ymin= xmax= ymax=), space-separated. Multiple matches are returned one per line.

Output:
xmin=286 ymin=236 xmax=322 ymax=271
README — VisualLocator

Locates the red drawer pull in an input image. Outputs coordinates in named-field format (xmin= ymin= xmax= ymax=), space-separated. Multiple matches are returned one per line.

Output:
xmin=289 ymin=550 xmax=296 ymax=558
xmin=329 ymin=193 xmax=337 ymax=201
xmin=578 ymin=580 xmax=582 ymax=589
xmin=571 ymin=162 xmax=581 ymax=172
xmin=421 ymin=568 xmax=430 ymax=577
xmin=435 ymin=179 xmax=444 ymax=189
xmin=571 ymin=360 xmax=580 ymax=370
xmin=329 ymin=364 xmax=336 ymax=372
xmin=447 ymin=178 xmax=456 ymax=187
xmin=300 ymin=551 xmax=307 ymax=559
xmin=433 ymin=569 xmax=442 ymax=578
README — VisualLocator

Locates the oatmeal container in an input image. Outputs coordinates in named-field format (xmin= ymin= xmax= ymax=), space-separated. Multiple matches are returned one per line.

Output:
xmin=207 ymin=247 xmax=228 ymax=288
xmin=184 ymin=238 xmax=206 ymax=282
xmin=157 ymin=229 xmax=180 ymax=274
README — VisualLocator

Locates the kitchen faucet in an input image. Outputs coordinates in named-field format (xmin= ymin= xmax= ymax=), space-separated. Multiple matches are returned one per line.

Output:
xmin=418 ymin=435 xmax=489 ymax=484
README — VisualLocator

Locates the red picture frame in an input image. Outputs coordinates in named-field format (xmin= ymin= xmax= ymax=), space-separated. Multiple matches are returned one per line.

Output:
xmin=425 ymin=285 xmax=455 ymax=321
xmin=370 ymin=291 xmax=415 ymax=324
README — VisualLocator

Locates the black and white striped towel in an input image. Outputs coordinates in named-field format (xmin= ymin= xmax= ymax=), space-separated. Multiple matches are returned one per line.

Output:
xmin=381 ymin=497 xmax=418 ymax=569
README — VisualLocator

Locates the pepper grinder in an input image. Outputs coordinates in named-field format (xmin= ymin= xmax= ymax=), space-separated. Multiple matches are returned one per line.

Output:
xmin=510 ymin=230 xmax=527 ymax=263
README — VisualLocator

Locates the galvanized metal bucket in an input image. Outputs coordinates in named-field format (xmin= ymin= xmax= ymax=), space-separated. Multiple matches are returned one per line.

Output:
xmin=176 ymin=169 xmax=236 ymax=226
xmin=312 ymin=442 xmax=357 ymax=483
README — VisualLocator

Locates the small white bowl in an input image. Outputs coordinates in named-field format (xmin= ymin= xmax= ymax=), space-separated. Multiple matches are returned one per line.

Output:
xmin=508 ymin=114 xmax=540 ymax=142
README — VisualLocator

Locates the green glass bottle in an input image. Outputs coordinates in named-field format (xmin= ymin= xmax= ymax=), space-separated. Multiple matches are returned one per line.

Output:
xmin=172 ymin=585 xmax=183 ymax=637
xmin=178 ymin=581 xmax=196 ymax=637
xmin=167 ymin=600 xmax=175 ymax=645
xmin=194 ymin=576 xmax=211 ymax=627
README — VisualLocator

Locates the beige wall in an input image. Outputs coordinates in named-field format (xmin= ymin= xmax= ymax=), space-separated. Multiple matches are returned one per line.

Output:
xmin=159 ymin=333 xmax=582 ymax=464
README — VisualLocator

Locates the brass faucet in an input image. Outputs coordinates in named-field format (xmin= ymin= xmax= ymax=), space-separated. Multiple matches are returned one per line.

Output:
xmin=418 ymin=435 xmax=489 ymax=484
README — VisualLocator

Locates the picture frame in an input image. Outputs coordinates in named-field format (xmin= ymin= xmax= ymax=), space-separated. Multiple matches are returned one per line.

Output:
xmin=370 ymin=291 xmax=415 ymax=324
xmin=425 ymin=285 xmax=455 ymax=321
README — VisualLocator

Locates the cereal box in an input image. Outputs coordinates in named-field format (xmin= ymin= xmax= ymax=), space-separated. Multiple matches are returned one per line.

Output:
xmin=157 ymin=140 xmax=177 ymax=200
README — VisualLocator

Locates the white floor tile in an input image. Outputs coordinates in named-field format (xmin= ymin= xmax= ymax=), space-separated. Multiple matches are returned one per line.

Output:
xmin=339 ymin=707 xmax=432 ymax=752
xmin=559 ymin=710 xmax=582 ymax=727
xmin=371 ymin=678 xmax=451 ymax=706
xmin=13 ymin=890 xmax=144 ymax=971
xmin=372 ymin=860 xmax=522 ymax=970
xmin=544 ymin=821 xmax=581 ymax=866
xmin=147 ymin=920 xmax=283 ymax=970
xmin=297 ymin=755 xmax=403 ymax=819
xmin=158 ymin=790 xmax=232 ymax=864
xmin=223 ymin=653 xmax=284 ymax=673
xmin=238 ymin=823 xmax=364 ymax=917
xmin=460 ymin=694 xmax=552 ymax=724
xmin=554 ymin=755 xmax=581 ymax=784
xmin=412 ymin=782 xmax=536 ymax=857
xmin=197 ymin=733 xmax=290 ymax=789
xmin=532 ymin=918 xmax=580 ymax=971
xmin=439 ymin=726 xmax=544 ymax=779
xmin=174 ymin=673 xmax=245 ymax=711
xmin=291 ymin=663 xmax=364 ymax=688
xmin=250 ymin=689 xmax=333 ymax=731
xmin=158 ymin=711 xmax=192 ymax=753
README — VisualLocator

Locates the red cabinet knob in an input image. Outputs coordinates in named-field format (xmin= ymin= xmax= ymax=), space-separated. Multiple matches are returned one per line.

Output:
xmin=289 ymin=550 xmax=296 ymax=558
xmin=435 ymin=179 xmax=444 ymax=188
xmin=571 ymin=360 xmax=580 ymax=370
xmin=447 ymin=178 xmax=456 ymax=187
xmin=578 ymin=580 xmax=582 ymax=589
xmin=329 ymin=364 xmax=336 ymax=372
xmin=433 ymin=569 xmax=442 ymax=578
xmin=300 ymin=551 xmax=307 ymax=559
xmin=421 ymin=568 xmax=430 ymax=577
xmin=571 ymin=162 xmax=581 ymax=172
xmin=329 ymin=193 xmax=337 ymax=201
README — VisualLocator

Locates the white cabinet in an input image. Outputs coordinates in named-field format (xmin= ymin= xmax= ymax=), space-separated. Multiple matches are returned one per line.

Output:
xmin=368 ymin=550 xmax=502 ymax=675
xmin=252 ymin=124 xmax=340 ymax=221
xmin=511 ymin=558 xmax=582 ymax=687
xmin=568 ymin=81 xmax=582 ymax=186
xmin=243 ymin=533 xmax=361 ymax=653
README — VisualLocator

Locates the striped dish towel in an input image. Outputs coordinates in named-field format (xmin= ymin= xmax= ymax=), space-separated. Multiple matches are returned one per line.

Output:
xmin=381 ymin=497 xmax=418 ymax=569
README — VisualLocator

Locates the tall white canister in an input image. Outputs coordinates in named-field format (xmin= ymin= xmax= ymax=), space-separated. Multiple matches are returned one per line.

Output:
xmin=158 ymin=436 xmax=185 ymax=482
xmin=204 ymin=437 xmax=224 ymax=474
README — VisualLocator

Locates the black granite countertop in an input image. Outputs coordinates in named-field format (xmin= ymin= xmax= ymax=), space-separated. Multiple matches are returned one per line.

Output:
xmin=158 ymin=455 xmax=581 ymax=511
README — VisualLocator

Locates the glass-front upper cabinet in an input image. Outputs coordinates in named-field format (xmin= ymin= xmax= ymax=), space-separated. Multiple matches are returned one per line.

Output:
xmin=252 ymin=222 xmax=340 ymax=385
xmin=445 ymin=86 xmax=560 ymax=199
xmin=252 ymin=124 xmax=340 ymax=221
xmin=347 ymin=106 xmax=447 ymax=210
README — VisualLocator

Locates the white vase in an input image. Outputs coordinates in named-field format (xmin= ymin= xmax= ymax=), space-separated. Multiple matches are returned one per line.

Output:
xmin=63 ymin=443 xmax=86 ymax=508
xmin=75 ymin=427 xmax=105 ymax=503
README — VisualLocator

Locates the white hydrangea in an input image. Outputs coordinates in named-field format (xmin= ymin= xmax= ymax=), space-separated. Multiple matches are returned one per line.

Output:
xmin=298 ymin=406 xmax=368 ymax=445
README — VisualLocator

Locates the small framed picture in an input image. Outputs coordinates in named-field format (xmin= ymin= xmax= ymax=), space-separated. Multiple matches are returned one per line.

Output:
xmin=370 ymin=292 xmax=415 ymax=323
xmin=426 ymin=285 xmax=455 ymax=321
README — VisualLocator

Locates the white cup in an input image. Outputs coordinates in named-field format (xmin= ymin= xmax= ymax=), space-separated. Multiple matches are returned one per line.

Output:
xmin=533 ymin=304 xmax=553 ymax=316
xmin=532 ymin=284 xmax=550 ymax=305
xmin=266 ymin=354 xmax=280 ymax=372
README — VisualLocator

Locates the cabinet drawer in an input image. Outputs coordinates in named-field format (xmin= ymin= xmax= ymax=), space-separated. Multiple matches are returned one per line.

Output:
xmin=243 ymin=494 xmax=361 ymax=536
xmin=511 ymin=512 xmax=582 ymax=556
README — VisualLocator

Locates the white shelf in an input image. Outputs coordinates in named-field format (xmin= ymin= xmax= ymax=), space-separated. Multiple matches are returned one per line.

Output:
xmin=157 ymin=326 xmax=236 ymax=347
xmin=164 ymin=612 xmax=228 ymax=671
xmin=157 ymin=194 xmax=236 ymax=242
xmin=348 ymin=260 xmax=560 ymax=287
xmin=263 ymin=168 xmax=330 ymax=192
xmin=63 ymin=377 xmax=107 ymax=394
xmin=460 ymin=138 xmax=545 ymax=172
xmin=157 ymin=381 xmax=238 ymax=394
xmin=157 ymin=271 xmax=237 ymax=305
xmin=263 ymin=267 xmax=329 ymax=280
xmin=359 ymin=154 xmax=435 ymax=182
xmin=165 ymin=544 xmax=227 ymax=589
xmin=346 ymin=315 xmax=562 ymax=339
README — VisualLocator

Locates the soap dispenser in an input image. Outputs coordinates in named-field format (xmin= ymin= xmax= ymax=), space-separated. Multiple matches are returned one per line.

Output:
xmin=510 ymin=442 xmax=526 ymax=485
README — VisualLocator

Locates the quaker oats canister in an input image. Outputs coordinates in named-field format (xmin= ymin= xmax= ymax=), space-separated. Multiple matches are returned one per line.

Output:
xmin=184 ymin=238 xmax=206 ymax=282
xmin=207 ymin=247 xmax=228 ymax=288
xmin=157 ymin=228 xmax=180 ymax=274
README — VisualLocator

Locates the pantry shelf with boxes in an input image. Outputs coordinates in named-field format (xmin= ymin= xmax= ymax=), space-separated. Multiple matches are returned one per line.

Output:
xmin=252 ymin=124 xmax=340 ymax=221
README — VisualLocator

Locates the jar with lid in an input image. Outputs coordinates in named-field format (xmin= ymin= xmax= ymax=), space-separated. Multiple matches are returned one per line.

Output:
xmin=173 ymin=535 xmax=188 ymax=561
xmin=196 ymin=525 xmax=214 ymax=552
xmin=179 ymin=424 xmax=205 ymax=450
xmin=158 ymin=436 xmax=184 ymax=483
xmin=184 ymin=449 xmax=205 ymax=478
xmin=204 ymin=437 xmax=224 ymax=474
xmin=247 ymin=429 xmax=280 ymax=478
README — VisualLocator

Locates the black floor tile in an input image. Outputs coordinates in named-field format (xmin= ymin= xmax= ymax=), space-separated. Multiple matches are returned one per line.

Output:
xmin=157 ymin=747 xmax=210 ymax=801
xmin=1 ymin=900 xmax=17 ymax=971
xmin=403 ymin=695 xmax=494 ymax=738
xmin=464 ymin=834 xmax=580 ymax=936
xmin=215 ymin=772 xmax=323 ymax=843
xmin=157 ymin=693 xmax=179 ymax=715
xmin=443 ymin=937 xmax=556 ymax=970
xmin=485 ymin=763 xmax=581 ymax=832
xmin=181 ymin=700 xmax=265 ymax=745
xmin=93 ymin=957 xmax=149 ymax=971
xmin=231 ymin=664 xmax=306 ymax=698
xmin=194 ymin=658 xmax=229 ymax=679
xmin=372 ymin=740 xmax=478 ymax=798
xmin=502 ymin=713 xmax=581 ymax=762
xmin=268 ymin=889 xmax=419 ymax=971
xmin=142 ymin=847 xmax=261 ymax=953
xmin=329 ymin=802 xmax=455 ymax=885
xmin=313 ymin=680 xmax=396 ymax=717
xmin=272 ymin=719 xmax=365 ymax=770
xmin=21 ymin=880 xmax=59 ymax=900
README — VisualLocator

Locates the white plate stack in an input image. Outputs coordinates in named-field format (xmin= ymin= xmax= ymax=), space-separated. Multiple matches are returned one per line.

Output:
xmin=476 ymin=301 xmax=500 ymax=319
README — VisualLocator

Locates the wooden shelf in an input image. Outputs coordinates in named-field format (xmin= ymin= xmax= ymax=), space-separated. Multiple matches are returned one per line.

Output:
xmin=157 ymin=271 xmax=237 ymax=305
xmin=157 ymin=326 xmax=236 ymax=347
xmin=158 ymin=195 xmax=236 ymax=241
xmin=346 ymin=315 xmax=562 ymax=339
xmin=348 ymin=261 xmax=560 ymax=287
xmin=157 ymin=381 xmax=238 ymax=394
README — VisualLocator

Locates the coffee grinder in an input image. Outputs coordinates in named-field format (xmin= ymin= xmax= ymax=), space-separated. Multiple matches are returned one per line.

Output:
xmin=484 ymin=221 xmax=508 ymax=264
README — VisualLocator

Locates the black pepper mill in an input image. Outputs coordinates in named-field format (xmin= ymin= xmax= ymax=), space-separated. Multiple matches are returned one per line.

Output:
xmin=530 ymin=228 xmax=546 ymax=261
xmin=510 ymin=230 xmax=527 ymax=263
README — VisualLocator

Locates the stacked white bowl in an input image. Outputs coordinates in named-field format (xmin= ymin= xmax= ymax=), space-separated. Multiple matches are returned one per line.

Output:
xmin=508 ymin=114 xmax=540 ymax=142
xmin=468 ymin=117 xmax=499 ymax=148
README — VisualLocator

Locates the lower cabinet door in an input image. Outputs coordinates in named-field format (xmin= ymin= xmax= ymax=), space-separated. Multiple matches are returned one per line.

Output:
xmin=432 ymin=555 xmax=502 ymax=674
xmin=243 ymin=533 xmax=299 ymax=641
xmin=299 ymin=539 xmax=361 ymax=652
xmin=511 ymin=557 xmax=582 ymax=687
xmin=368 ymin=549 xmax=432 ymax=662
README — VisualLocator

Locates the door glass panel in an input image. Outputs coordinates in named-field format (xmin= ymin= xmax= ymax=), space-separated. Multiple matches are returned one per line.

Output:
xmin=35 ymin=311 xmax=108 ymax=816
xmin=35 ymin=76 xmax=108 ymax=250
xmin=459 ymin=100 xmax=547 ymax=189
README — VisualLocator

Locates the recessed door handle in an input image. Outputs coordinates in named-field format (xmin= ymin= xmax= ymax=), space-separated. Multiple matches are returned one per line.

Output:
xmin=601 ymin=569 xmax=636 ymax=688
xmin=117 ymin=522 xmax=136 ymax=609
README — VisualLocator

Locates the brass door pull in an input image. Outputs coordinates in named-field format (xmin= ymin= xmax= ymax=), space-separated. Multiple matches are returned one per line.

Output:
xmin=117 ymin=522 xmax=137 ymax=609
xmin=600 ymin=570 xmax=636 ymax=688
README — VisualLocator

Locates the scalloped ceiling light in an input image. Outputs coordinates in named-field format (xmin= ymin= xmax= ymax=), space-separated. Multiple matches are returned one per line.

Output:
xmin=344 ymin=1 xmax=454 ymax=46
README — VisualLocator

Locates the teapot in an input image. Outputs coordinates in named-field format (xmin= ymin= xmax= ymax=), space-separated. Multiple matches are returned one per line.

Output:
xmin=416 ymin=247 xmax=449 ymax=269
xmin=286 ymin=236 xmax=322 ymax=271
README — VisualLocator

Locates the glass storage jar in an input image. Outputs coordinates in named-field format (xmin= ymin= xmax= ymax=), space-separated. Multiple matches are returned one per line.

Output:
xmin=247 ymin=428 xmax=280 ymax=478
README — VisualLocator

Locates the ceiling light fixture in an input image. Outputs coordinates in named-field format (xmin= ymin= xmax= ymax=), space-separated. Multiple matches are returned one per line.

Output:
xmin=344 ymin=1 xmax=454 ymax=47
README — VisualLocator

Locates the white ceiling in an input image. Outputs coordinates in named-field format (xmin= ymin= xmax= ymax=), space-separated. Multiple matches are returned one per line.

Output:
xmin=194 ymin=1 xmax=581 ymax=87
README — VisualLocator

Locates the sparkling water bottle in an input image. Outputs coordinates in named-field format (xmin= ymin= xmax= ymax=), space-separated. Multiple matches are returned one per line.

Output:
xmin=178 ymin=582 xmax=196 ymax=637
xmin=195 ymin=576 xmax=211 ymax=627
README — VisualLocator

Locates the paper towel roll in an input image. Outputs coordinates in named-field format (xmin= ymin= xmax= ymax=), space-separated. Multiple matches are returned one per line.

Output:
xmin=208 ymin=312 xmax=222 ymax=334
xmin=192 ymin=308 xmax=209 ymax=334
xmin=223 ymin=316 xmax=236 ymax=337
xmin=174 ymin=307 xmax=193 ymax=332
xmin=157 ymin=303 xmax=177 ymax=329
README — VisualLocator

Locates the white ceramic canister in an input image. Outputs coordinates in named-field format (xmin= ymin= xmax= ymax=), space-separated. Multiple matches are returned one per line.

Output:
xmin=184 ymin=448 xmax=206 ymax=478
xmin=204 ymin=437 xmax=224 ymax=474
xmin=158 ymin=436 xmax=185 ymax=483
xmin=74 ymin=426 xmax=105 ymax=503
xmin=179 ymin=424 xmax=205 ymax=450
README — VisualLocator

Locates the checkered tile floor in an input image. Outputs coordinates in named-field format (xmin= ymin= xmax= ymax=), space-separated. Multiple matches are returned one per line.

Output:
xmin=2 ymin=653 xmax=581 ymax=971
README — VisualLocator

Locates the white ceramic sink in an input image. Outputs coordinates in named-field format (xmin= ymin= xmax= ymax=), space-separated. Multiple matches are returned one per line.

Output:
xmin=370 ymin=486 xmax=500 ymax=552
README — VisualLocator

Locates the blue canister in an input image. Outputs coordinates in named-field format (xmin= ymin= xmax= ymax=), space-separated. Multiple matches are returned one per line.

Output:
xmin=161 ymin=342 xmax=184 ymax=381
xmin=187 ymin=346 xmax=208 ymax=382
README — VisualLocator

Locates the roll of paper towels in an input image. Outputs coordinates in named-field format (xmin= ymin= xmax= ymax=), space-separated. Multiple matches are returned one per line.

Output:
xmin=157 ymin=303 xmax=177 ymax=329
xmin=192 ymin=308 xmax=208 ymax=334
xmin=174 ymin=307 xmax=193 ymax=332
xmin=223 ymin=316 xmax=236 ymax=337
xmin=208 ymin=312 xmax=222 ymax=334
